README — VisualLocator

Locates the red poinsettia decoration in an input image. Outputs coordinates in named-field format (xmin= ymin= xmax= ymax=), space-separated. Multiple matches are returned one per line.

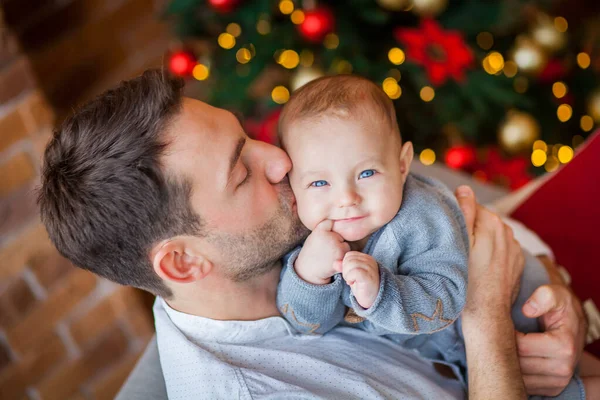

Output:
xmin=394 ymin=19 xmax=474 ymax=86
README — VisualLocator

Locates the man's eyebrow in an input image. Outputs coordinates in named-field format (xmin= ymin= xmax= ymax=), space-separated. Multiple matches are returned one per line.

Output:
xmin=228 ymin=137 xmax=246 ymax=179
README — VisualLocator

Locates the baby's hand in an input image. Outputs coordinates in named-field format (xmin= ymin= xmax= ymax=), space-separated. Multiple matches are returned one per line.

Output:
xmin=294 ymin=220 xmax=350 ymax=285
xmin=342 ymin=252 xmax=380 ymax=309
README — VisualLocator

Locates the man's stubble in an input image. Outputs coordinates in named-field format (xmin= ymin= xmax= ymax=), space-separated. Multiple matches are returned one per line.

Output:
xmin=209 ymin=183 xmax=309 ymax=282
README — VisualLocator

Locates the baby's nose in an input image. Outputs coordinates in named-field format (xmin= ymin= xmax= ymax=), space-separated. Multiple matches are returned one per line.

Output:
xmin=338 ymin=188 xmax=360 ymax=207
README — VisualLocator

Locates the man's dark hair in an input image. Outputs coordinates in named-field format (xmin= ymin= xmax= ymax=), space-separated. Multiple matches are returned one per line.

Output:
xmin=38 ymin=69 xmax=204 ymax=298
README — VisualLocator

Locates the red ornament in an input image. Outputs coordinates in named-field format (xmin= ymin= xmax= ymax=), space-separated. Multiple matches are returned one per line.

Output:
xmin=395 ymin=19 xmax=474 ymax=86
xmin=298 ymin=8 xmax=335 ymax=42
xmin=208 ymin=0 xmax=240 ymax=13
xmin=245 ymin=109 xmax=282 ymax=145
xmin=539 ymin=59 xmax=568 ymax=83
xmin=168 ymin=50 xmax=196 ymax=77
xmin=444 ymin=145 xmax=477 ymax=170
xmin=482 ymin=147 xmax=532 ymax=190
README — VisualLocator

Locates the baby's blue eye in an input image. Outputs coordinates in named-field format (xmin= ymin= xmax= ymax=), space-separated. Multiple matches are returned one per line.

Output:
xmin=359 ymin=169 xmax=375 ymax=179
xmin=310 ymin=180 xmax=328 ymax=187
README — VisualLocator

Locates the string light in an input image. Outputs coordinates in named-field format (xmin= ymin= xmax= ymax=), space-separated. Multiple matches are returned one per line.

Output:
xmin=388 ymin=48 xmax=405 ymax=65
xmin=580 ymin=115 xmax=594 ymax=132
xmin=218 ymin=33 xmax=236 ymax=49
xmin=382 ymin=78 xmax=401 ymax=99
xmin=531 ymin=149 xmax=547 ymax=167
xmin=552 ymin=82 xmax=567 ymax=98
xmin=192 ymin=64 xmax=210 ymax=80
xmin=387 ymin=69 xmax=401 ymax=81
xmin=545 ymin=155 xmax=559 ymax=172
xmin=324 ymin=34 xmax=339 ymax=49
xmin=420 ymin=86 xmax=435 ymax=102
xmin=272 ymin=86 xmax=290 ymax=104
xmin=503 ymin=61 xmax=518 ymax=77
xmin=420 ymin=149 xmax=436 ymax=165
xmin=257 ymin=17 xmax=271 ymax=35
xmin=557 ymin=104 xmax=572 ymax=122
xmin=334 ymin=60 xmax=353 ymax=74
xmin=278 ymin=50 xmax=300 ymax=69
xmin=291 ymin=10 xmax=305 ymax=24
xmin=236 ymin=48 xmax=252 ymax=64
xmin=483 ymin=52 xmax=504 ymax=75
xmin=554 ymin=17 xmax=568 ymax=33
xmin=558 ymin=145 xmax=574 ymax=163
xmin=577 ymin=52 xmax=591 ymax=69
xmin=300 ymin=50 xmax=314 ymax=67
xmin=226 ymin=23 xmax=242 ymax=37
xmin=532 ymin=140 xmax=547 ymax=152
xmin=476 ymin=32 xmax=494 ymax=50
xmin=279 ymin=0 xmax=294 ymax=15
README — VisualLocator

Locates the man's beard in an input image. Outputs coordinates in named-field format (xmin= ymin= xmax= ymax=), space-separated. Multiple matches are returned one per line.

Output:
xmin=209 ymin=185 xmax=309 ymax=282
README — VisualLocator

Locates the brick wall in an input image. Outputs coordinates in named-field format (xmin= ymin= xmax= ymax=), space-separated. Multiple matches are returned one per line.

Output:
xmin=0 ymin=1 xmax=166 ymax=398
xmin=2 ymin=0 xmax=170 ymax=121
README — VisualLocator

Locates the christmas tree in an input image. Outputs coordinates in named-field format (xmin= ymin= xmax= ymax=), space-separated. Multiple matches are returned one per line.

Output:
xmin=162 ymin=0 xmax=600 ymax=189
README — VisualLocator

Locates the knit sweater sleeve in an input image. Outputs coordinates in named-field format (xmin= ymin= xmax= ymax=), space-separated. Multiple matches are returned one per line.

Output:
xmin=276 ymin=247 xmax=346 ymax=335
xmin=349 ymin=175 xmax=469 ymax=335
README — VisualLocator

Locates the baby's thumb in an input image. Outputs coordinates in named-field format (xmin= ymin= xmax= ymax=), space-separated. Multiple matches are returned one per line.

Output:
xmin=315 ymin=219 xmax=333 ymax=232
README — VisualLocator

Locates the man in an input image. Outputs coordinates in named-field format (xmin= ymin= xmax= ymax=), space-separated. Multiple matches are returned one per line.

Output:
xmin=39 ymin=69 xmax=586 ymax=398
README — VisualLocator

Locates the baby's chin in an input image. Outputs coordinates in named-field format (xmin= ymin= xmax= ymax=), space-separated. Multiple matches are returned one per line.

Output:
xmin=332 ymin=225 xmax=371 ymax=243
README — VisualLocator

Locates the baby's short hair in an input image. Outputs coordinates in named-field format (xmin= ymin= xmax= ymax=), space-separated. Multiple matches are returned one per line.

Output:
xmin=278 ymin=75 xmax=400 ymax=147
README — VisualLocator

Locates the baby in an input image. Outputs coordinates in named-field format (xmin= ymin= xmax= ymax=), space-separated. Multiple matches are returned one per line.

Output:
xmin=276 ymin=75 xmax=587 ymax=398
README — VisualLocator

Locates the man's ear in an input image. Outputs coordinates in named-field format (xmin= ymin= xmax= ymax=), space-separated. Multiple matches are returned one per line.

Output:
xmin=399 ymin=141 xmax=414 ymax=178
xmin=151 ymin=237 xmax=213 ymax=284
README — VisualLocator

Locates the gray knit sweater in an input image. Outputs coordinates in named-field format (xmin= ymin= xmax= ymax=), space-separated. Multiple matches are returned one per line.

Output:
xmin=277 ymin=173 xmax=469 ymax=336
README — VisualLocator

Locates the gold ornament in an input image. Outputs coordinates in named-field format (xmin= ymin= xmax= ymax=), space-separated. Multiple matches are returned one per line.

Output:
xmin=530 ymin=14 xmax=566 ymax=53
xmin=290 ymin=66 xmax=325 ymax=91
xmin=509 ymin=36 xmax=547 ymax=75
xmin=411 ymin=0 xmax=448 ymax=16
xmin=587 ymin=89 xmax=600 ymax=123
xmin=376 ymin=0 xmax=409 ymax=11
xmin=498 ymin=110 xmax=541 ymax=154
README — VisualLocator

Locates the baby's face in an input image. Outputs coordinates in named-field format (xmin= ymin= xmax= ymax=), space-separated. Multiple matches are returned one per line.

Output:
xmin=285 ymin=115 xmax=412 ymax=245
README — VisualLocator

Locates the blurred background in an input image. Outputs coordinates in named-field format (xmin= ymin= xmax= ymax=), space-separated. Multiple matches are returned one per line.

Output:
xmin=0 ymin=0 xmax=599 ymax=398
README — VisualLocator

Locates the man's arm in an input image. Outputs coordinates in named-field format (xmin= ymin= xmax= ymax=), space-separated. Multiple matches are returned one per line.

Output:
xmin=516 ymin=257 xmax=587 ymax=396
xmin=455 ymin=185 xmax=527 ymax=400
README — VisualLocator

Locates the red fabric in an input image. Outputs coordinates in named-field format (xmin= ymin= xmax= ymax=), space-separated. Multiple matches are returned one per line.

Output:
xmin=510 ymin=129 xmax=600 ymax=357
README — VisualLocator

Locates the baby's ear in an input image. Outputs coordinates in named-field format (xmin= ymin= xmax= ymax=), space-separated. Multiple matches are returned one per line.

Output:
xmin=399 ymin=141 xmax=414 ymax=177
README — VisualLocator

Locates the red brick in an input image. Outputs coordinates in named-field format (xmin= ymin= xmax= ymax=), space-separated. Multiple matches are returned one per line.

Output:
xmin=0 ymin=224 xmax=54 ymax=281
xmin=36 ymin=326 xmax=129 ymax=400
xmin=0 ymin=277 xmax=38 ymax=329
xmin=28 ymin=248 xmax=73 ymax=289
xmin=19 ymin=91 xmax=55 ymax=133
xmin=0 ymin=57 xmax=36 ymax=105
xmin=70 ymin=288 xmax=130 ymax=347
xmin=0 ymin=184 xmax=39 ymax=244
xmin=90 ymin=350 xmax=142 ymax=400
xmin=6 ymin=268 xmax=97 ymax=355
xmin=0 ymin=107 xmax=28 ymax=152
xmin=0 ymin=341 xmax=11 ymax=373
xmin=0 ymin=332 xmax=66 ymax=398
xmin=0 ymin=29 xmax=20 ymax=68
xmin=0 ymin=152 xmax=36 ymax=197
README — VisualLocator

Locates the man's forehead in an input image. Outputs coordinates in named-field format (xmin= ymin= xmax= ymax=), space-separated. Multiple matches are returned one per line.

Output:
xmin=163 ymin=98 xmax=234 ymax=176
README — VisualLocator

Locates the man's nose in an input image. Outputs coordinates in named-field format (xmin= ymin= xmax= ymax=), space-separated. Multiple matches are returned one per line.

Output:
xmin=262 ymin=143 xmax=292 ymax=184
xmin=338 ymin=186 xmax=361 ymax=207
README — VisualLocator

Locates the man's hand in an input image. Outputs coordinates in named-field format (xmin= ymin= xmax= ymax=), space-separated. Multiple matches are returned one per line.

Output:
xmin=456 ymin=185 xmax=527 ymax=400
xmin=342 ymin=251 xmax=380 ymax=309
xmin=458 ymin=187 xmax=525 ymax=319
xmin=517 ymin=283 xmax=587 ymax=396
xmin=294 ymin=220 xmax=350 ymax=285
